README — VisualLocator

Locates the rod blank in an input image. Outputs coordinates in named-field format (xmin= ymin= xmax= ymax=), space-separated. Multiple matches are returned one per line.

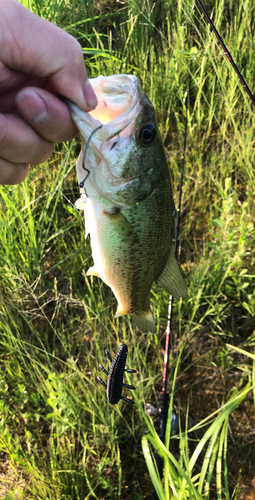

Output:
xmin=196 ymin=0 xmax=255 ymax=107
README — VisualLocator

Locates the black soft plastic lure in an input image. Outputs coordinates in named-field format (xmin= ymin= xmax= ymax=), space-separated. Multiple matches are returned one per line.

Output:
xmin=97 ymin=344 xmax=136 ymax=405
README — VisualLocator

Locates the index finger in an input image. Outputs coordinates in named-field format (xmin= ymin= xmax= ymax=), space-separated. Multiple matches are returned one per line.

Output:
xmin=0 ymin=0 xmax=97 ymax=110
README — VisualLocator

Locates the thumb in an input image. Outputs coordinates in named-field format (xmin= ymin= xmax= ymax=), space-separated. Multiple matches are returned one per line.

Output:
xmin=0 ymin=0 xmax=97 ymax=111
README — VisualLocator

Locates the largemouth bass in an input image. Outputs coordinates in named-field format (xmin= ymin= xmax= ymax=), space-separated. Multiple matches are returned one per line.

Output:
xmin=67 ymin=74 xmax=187 ymax=332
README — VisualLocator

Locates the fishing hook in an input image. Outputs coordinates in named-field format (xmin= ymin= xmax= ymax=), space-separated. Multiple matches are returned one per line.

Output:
xmin=79 ymin=124 xmax=103 ymax=195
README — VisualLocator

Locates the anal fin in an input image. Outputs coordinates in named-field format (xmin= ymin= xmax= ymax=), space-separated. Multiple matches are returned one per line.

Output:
xmin=157 ymin=247 xmax=187 ymax=299
xmin=132 ymin=310 xmax=155 ymax=334
xmin=115 ymin=306 xmax=155 ymax=334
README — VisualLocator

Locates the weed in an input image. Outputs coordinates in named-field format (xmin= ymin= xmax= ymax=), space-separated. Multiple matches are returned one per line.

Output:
xmin=1 ymin=0 xmax=255 ymax=498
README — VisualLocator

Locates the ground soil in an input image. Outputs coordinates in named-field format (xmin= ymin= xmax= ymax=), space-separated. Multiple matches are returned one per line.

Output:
xmin=0 ymin=460 xmax=27 ymax=499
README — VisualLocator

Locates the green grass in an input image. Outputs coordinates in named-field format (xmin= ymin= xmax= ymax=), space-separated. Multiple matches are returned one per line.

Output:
xmin=1 ymin=0 xmax=255 ymax=498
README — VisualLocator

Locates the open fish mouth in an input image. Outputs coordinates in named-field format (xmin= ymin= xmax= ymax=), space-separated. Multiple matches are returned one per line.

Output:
xmin=89 ymin=75 xmax=140 ymax=126
xmin=66 ymin=74 xmax=156 ymax=208
xmin=68 ymin=74 xmax=143 ymax=143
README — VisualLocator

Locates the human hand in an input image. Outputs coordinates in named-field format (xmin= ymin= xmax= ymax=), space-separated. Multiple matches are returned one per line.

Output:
xmin=0 ymin=0 xmax=97 ymax=184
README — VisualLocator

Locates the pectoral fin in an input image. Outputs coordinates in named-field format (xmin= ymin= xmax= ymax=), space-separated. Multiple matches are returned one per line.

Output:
xmin=103 ymin=209 xmax=138 ymax=244
xmin=75 ymin=198 xmax=85 ymax=210
xmin=157 ymin=247 xmax=187 ymax=299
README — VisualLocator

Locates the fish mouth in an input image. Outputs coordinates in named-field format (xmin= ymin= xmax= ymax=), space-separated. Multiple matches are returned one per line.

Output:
xmin=67 ymin=74 xmax=143 ymax=142
xmin=89 ymin=75 xmax=139 ymax=125
xmin=66 ymin=75 xmax=157 ymax=209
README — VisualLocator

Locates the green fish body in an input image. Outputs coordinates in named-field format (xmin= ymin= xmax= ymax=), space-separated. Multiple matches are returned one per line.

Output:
xmin=67 ymin=75 xmax=187 ymax=332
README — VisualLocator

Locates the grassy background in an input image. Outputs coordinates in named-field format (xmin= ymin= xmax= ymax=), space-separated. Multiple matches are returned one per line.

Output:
xmin=0 ymin=0 xmax=255 ymax=498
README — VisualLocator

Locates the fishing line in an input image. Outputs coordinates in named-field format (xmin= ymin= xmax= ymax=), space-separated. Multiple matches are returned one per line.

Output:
xmin=56 ymin=189 xmax=83 ymax=218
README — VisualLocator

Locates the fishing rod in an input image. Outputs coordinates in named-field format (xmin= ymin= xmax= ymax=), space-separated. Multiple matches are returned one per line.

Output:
xmin=196 ymin=0 xmax=255 ymax=107
xmin=150 ymin=78 xmax=189 ymax=500
xmin=150 ymin=1 xmax=255 ymax=497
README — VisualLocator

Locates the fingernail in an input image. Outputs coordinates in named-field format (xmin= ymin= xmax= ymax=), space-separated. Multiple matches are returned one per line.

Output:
xmin=83 ymin=80 xmax=98 ymax=109
xmin=16 ymin=90 xmax=48 ymax=124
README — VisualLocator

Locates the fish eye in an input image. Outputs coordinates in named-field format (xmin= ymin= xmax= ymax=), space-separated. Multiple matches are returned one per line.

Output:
xmin=137 ymin=122 xmax=157 ymax=145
